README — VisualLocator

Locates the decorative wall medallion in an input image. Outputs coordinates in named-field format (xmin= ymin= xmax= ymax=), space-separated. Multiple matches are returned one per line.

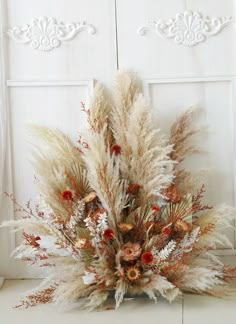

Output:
xmin=7 ymin=16 xmax=96 ymax=51
xmin=138 ymin=11 xmax=232 ymax=47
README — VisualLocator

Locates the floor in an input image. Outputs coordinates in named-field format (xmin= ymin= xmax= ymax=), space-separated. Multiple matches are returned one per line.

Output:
xmin=0 ymin=280 xmax=236 ymax=324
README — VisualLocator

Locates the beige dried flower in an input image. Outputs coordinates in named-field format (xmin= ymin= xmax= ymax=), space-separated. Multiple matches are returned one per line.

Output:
xmin=75 ymin=238 xmax=88 ymax=249
xmin=120 ymin=242 xmax=141 ymax=261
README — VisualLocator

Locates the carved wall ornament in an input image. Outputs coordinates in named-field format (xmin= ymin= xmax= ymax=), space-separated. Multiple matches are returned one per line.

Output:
xmin=138 ymin=11 xmax=232 ymax=47
xmin=7 ymin=16 xmax=96 ymax=51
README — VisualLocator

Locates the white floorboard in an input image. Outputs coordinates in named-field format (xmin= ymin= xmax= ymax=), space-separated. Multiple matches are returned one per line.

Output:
xmin=183 ymin=276 xmax=236 ymax=324
xmin=0 ymin=280 xmax=182 ymax=324
xmin=183 ymin=293 xmax=236 ymax=324
xmin=2 ymin=279 xmax=236 ymax=324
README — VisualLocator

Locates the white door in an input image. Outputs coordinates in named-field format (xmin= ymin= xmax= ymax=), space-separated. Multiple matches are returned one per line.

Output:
xmin=0 ymin=0 xmax=117 ymax=278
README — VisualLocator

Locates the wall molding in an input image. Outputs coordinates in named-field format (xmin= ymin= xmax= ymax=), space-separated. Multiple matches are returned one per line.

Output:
xmin=7 ymin=16 xmax=96 ymax=51
xmin=6 ymin=79 xmax=94 ymax=87
xmin=6 ymin=79 xmax=94 ymax=100
xmin=0 ymin=0 xmax=16 ymax=277
xmin=138 ymin=11 xmax=232 ymax=47
xmin=143 ymin=76 xmax=236 ymax=256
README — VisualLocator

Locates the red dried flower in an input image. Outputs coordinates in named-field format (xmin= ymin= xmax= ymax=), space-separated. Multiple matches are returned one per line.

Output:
xmin=141 ymin=251 xmax=153 ymax=264
xmin=127 ymin=184 xmax=140 ymax=195
xmin=104 ymin=228 xmax=114 ymax=240
xmin=162 ymin=227 xmax=172 ymax=235
xmin=111 ymin=144 xmax=121 ymax=156
xmin=61 ymin=190 xmax=73 ymax=201
xmin=152 ymin=205 xmax=160 ymax=212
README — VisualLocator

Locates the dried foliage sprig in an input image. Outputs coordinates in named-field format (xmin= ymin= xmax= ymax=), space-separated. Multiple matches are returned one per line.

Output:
xmin=170 ymin=106 xmax=203 ymax=164
xmin=1 ymin=71 xmax=236 ymax=311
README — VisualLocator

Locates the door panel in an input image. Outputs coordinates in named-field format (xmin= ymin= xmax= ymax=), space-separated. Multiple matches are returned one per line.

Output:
xmin=0 ymin=0 xmax=116 ymax=278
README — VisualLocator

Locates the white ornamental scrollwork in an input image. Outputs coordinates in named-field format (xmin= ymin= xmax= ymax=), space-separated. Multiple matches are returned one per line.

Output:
xmin=138 ymin=11 xmax=232 ymax=47
xmin=7 ymin=16 xmax=96 ymax=51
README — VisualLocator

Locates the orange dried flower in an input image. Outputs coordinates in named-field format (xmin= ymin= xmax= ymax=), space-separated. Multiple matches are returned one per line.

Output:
xmin=127 ymin=184 xmax=140 ymax=195
xmin=141 ymin=252 xmax=153 ymax=264
xmin=162 ymin=184 xmax=181 ymax=203
xmin=104 ymin=228 xmax=114 ymax=240
xmin=61 ymin=190 xmax=73 ymax=201
xmin=111 ymin=144 xmax=121 ymax=156
xmin=117 ymin=223 xmax=134 ymax=233
xmin=126 ymin=266 xmax=141 ymax=282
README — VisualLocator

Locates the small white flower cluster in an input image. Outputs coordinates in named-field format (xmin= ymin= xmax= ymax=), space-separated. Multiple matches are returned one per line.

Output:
xmin=151 ymin=240 xmax=176 ymax=262
xmin=84 ymin=211 xmax=108 ymax=247
xmin=66 ymin=200 xmax=85 ymax=238
xmin=97 ymin=212 xmax=108 ymax=231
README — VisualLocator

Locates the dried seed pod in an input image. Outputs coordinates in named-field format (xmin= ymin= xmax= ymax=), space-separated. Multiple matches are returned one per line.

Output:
xmin=117 ymin=223 xmax=134 ymax=233
xmin=83 ymin=191 xmax=97 ymax=203
xmin=175 ymin=219 xmax=190 ymax=232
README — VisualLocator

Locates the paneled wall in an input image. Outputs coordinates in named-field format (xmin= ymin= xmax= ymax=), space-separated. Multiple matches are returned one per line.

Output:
xmin=0 ymin=0 xmax=235 ymax=278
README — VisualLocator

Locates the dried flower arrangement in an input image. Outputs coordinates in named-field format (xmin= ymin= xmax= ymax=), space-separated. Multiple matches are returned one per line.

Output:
xmin=2 ymin=71 xmax=236 ymax=310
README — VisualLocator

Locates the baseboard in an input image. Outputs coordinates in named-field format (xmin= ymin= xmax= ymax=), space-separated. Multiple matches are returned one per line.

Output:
xmin=0 ymin=277 xmax=4 ymax=288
